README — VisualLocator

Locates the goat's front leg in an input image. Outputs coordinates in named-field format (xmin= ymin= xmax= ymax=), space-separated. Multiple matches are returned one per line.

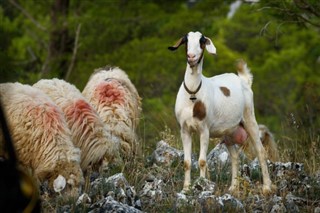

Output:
xmin=181 ymin=129 xmax=192 ymax=192
xmin=199 ymin=128 xmax=209 ymax=178
xmin=226 ymin=144 xmax=240 ymax=193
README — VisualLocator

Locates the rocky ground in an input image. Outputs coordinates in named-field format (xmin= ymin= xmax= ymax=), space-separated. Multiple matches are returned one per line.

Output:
xmin=42 ymin=140 xmax=320 ymax=212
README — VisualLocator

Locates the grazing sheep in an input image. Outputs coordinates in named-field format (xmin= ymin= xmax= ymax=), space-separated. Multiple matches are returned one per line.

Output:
xmin=168 ymin=31 xmax=272 ymax=194
xmin=0 ymin=82 xmax=83 ymax=196
xmin=82 ymin=66 xmax=142 ymax=158
xmin=258 ymin=124 xmax=279 ymax=162
xmin=33 ymin=78 xmax=120 ymax=171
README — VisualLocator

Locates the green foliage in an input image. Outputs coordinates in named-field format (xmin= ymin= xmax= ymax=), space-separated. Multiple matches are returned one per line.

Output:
xmin=1 ymin=0 xmax=319 ymax=172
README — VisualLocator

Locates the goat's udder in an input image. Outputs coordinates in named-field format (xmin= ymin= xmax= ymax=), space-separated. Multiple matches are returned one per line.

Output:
xmin=222 ymin=125 xmax=248 ymax=145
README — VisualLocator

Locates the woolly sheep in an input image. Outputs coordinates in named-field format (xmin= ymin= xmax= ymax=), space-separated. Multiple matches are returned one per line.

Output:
xmin=0 ymin=82 xmax=83 ymax=196
xmin=168 ymin=31 xmax=272 ymax=194
xmin=258 ymin=124 xmax=279 ymax=162
xmin=242 ymin=124 xmax=280 ymax=163
xmin=82 ymin=66 xmax=142 ymax=158
xmin=33 ymin=78 xmax=120 ymax=171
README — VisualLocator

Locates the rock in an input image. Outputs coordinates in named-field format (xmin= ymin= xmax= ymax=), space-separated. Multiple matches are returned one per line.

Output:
xmin=198 ymin=191 xmax=218 ymax=212
xmin=90 ymin=177 xmax=105 ymax=196
xmin=271 ymin=162 xmax=304 ymax=178
xmin=76 ymin=193 xmax=92 ymax=206
xmin=315 ymin=170 xmax=320 ymax=185
xmin=207 ymin=143 xmax=230 ymax=172
xmin=58 ymin=205 xmax=72 ymax=212
xmin=285 ymin=194 xmax=300 ymax=212
xmin=269 ymin=195 xmax=286 ymax=213
xmin=283 ymin=192 xmax=312 ymax=212
xmin=243 ymin=195 xmax=266 ymax=212
xmin=175 ymin=192 xmax=196 ymax=212
xmin=218 ymin=194 xmax=245 ymax=212
xmin=105 ymin=173 xmax=140 ymax=209
xmin=89 ymin=173 xmax=141 ymax=211
xmin=149 ymin=140 xmax=182 ymax=167
xmin=88 ymin=196 xmax=144 ymax=213
xmin=139 ymin=177 xmax=164 ymax=206
xmin=149 ymin=140 xmax=198 ymax=170
xmin=270 ymin=203 xmax=286 ymax=213
xmin=175 ymin=178 xmax=244 ymax=212
xmin=286 ymin=192 xmax=307 ymax=205
xmin=192 ymin=177 xmax=216 ymax=194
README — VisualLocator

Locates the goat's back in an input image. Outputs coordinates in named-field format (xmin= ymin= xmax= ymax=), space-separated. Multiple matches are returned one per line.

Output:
xmin=209 ymin=73 xmax=246 ymax=105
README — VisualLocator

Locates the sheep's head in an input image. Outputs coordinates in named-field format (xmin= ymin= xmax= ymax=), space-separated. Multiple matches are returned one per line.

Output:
xmin=50 ymin=161 xmax=84 ymax=197
xmin=168 ymin=31 xmax=216 ymax=68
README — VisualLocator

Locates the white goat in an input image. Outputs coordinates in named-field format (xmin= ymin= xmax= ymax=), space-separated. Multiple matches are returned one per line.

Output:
xmin=0 ymin=82 xmax=83 ymax=196
xmin=82 ymin=66 xmax=142 ymax=159
xmin=33 ymin=78 xmax=121 ymax=171
xmin=168 ymin=31 xmax=272 ymax=194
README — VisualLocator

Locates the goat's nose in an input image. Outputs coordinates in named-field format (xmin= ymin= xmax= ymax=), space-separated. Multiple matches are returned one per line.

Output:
xmin=187 ymin=53 xmax=196 ymax=59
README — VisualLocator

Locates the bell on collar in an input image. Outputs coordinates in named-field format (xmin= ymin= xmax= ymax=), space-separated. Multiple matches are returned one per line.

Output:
xmin=190 ymin=94 xmax=197 ymax=102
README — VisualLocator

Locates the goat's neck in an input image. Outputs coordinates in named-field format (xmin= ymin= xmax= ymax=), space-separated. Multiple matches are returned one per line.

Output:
xmin=184 ymin=61 xmax=203 ymax=91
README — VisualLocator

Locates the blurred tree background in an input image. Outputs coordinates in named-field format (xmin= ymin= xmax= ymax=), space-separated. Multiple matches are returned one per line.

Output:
xmin=1 ymin=0 xmax=319 ymax=169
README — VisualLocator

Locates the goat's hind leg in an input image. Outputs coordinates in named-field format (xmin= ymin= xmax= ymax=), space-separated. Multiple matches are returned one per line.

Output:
xmin=244 ymin=108 xmax=273 ymax=194
xmin=226 ymin=144 xmax=240 ymax=194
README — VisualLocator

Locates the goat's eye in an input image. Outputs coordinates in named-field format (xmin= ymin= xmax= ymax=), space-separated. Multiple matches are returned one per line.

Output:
xmin=200 ymin=36 xmax=206 ymax=44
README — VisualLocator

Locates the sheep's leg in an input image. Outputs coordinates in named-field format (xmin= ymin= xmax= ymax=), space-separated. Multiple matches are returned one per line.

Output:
xmin=226 ymin=144 xmax=240 ymax=193
xmin=181 ymin=129 xmax=192 ymax=192
xmin=199 ymin=128 xmax=209 ymax=178
xmin=244 ymin=108 xmax=272 ymax=194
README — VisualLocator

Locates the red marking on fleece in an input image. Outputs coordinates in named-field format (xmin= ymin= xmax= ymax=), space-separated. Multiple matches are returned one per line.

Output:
xmin=65 ymin=99 xmax=95 ymax=124
xmin=28 ymin=103 xmax=64 ymax=131
xmin=95 ymin=81 xmax=125 ymax=105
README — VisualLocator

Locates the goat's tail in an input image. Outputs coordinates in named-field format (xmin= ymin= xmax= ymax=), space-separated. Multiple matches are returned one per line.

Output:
xmin=236 ymin=59 xmax=253 ymax=87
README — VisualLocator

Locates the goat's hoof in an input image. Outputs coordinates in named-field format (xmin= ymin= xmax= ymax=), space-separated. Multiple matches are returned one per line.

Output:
xmin=228 ymin=186 xmax=235 ymax=193
xmin=181 ymin=185 xmax=191 ymax=194
xmin=262 ymin=184 xmax=276 ymax=195
xmin=228 ymin=186 xmax=240 ymax=197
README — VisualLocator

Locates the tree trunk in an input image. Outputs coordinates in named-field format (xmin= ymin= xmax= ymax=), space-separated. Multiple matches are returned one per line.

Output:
xmin=41 ymin=0 xmax=71 ymax=78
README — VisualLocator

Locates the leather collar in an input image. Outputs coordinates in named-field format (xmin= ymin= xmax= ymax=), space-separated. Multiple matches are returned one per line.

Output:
xmin=183 ymin=80 xmax=202 ymax=95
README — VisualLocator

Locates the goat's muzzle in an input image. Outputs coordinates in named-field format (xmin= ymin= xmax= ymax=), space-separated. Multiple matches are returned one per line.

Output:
xmin=187 ymin=54 xmax=198 ymax=67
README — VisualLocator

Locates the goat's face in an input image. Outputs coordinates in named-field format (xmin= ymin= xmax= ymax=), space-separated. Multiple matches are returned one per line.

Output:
xmin=168 ymin=31 xmax=216 ymax=67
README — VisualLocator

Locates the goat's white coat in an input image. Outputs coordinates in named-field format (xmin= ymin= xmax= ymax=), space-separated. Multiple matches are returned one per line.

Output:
xmin=170 ymin=31 xmax=272 ymax=194
xmin=33 ymin=78 xmax=120 ymax=171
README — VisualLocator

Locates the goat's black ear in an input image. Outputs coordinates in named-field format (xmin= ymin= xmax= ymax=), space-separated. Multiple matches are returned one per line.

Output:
xmin=200 ymin=35 xmax=206 ymax=44
xmin=168 ymin=35 xmax=187 ymax=51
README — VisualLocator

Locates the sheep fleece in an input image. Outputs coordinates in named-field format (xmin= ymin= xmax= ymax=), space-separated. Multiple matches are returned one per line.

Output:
xmin=0 ymin=82 xmax=83 ymax=188
xmin=33 ymin=78 xmax=119 ymax=170
xmin=82 ymin=67 xmax=141 ymax=156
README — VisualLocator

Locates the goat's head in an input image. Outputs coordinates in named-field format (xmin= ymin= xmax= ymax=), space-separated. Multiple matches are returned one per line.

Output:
xmin=168 ymin=31 xmax=216 ymax=68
